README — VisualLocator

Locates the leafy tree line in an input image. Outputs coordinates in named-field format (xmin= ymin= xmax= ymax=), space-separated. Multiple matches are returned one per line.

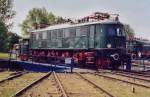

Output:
xmin=123 ymin=24 xmax=135 ymax=39
xmin=0 ymin=0 xmax=19 ymax=52
xmin=20 ymin=8 xmax=67 ymax=36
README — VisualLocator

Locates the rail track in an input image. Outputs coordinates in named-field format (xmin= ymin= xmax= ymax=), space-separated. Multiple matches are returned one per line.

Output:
xmin=57 ymin=72 xmax=115 ymax=97
xmin=98 ymin=70 xmax=150 ymax=82
xmin=0 ymin=71 xmax=19 ymax=80
xmin=18 ymin=72 xmax=116 ymax=97
xmin=16 ymin=71 xmax=69 ymax=97
xmin=80 ymin=72 xmax=150 ymax=97
xmin=0 ymin=72 xmax=45 ymax=97
xmin=12 ymin=72 xmax=53 ymax=97
xmin=57 ymin=73 xmax=102 ymax=97
xmin=116 ymin=70 xmax=150 ymax=77
xmin=75 ymin=72 xmax=115 ymax=97
xmin=1 ymin=71 xmax=150 ymax=97
xmin=96 ymin=71 xmax=150 ymax=89
xmin=91 ymin=72 xmax=150 ymax=89
xmin=0 ymin=71 xmax=26 ymax=84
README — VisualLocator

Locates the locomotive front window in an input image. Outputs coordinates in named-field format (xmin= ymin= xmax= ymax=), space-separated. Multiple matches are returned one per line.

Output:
xmin=116 ymin=28 xmax=123 ymax=36
xmin=107 ymin=24 xmax=124 ymax=36
xmin=108 ymin=27 xmax=116 ymax=36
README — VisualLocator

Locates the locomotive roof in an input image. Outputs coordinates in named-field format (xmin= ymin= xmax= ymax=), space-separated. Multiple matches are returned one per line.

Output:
xmin=31 ymin=20 xmax=122 ymax=33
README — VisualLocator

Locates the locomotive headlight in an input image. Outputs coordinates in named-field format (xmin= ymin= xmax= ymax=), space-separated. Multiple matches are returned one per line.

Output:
xmin=107 ymin=44 xmax=112 ymax=48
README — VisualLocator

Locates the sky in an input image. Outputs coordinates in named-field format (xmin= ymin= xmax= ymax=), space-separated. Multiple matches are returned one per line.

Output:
xmin=12 ymin=0 xmax=150 ymax=40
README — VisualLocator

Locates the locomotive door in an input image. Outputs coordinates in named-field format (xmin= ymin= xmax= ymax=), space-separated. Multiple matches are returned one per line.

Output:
xmin=89 ymin=25 xmax=95 ymax=48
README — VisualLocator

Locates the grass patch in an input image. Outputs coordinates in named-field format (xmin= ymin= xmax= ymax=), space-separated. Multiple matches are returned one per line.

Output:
xmin=0 ymin=73 xmax=45 ymax=97
xmin=0 ymin=52 xmax=17 ymax=59
xmin=0 ymin=53 xmax=9 ymax=59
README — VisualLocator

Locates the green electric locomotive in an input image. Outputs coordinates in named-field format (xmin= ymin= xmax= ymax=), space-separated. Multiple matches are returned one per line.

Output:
xmin=20 ymin=12 xmax=128 ymax=69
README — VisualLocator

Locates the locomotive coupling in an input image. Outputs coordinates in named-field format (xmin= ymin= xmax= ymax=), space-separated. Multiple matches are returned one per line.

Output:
xmin=110 ymin=53 xmax=119 ymax=60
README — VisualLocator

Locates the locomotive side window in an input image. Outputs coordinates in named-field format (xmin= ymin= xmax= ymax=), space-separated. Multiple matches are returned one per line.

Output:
xmin=47 ymin=30 xmax=51 ymax=40
xmin=80 ymin=26 xmax=88 ymax=36
xmin=62 ymin=29 xmax=65 ymax=38
xmin=69 ymin=28 xmax=76 ymax=38
xmin=35 ymin=33 xmax=39 ymax=40
xmin=51 ymin=30 xmax=57 ymax=39
xmin=42 ymin=31 xmax=47 ymax=39
xmin=95 ymin=25 xmax=103 ymax=48
xmin=95 ymin=25 xmax=102 ymax=37
xmin=38 ymin=32 xmax=42 ymax=40
xmin=57 ymin=29 xmax=63 ymax=38
xmin=89 ymin=25 xmax=95 ymax=48
xmin=76 ymin=27 xmax=81 ymax=37
xmin=90 ymin=25 xmax=95 ymax=38
xmin=32 ymin=33 xmax=36 ymax=40
xmin=64 ymin=28 xmax=70 ymax=38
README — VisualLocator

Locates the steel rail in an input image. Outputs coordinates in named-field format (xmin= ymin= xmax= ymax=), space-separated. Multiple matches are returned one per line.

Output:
xmin=116 ymin=71 xmax=150 ymax=77
xmin=98 ymin=69 xmax=150 ymax=77
xmin=97 ymin=71 xmax=150 ymax=82
xmin=0 ymin=72 xmax=26 ymax=83
xmin=12 ymin=71 xmax=52 ymax=97
xmin=91 ymin=72 xmax=150 ymax=89
xmin=53 ymin=72 xmax=68 ymax=97
xmin=76 ymin=72 xmax=115 ymax=97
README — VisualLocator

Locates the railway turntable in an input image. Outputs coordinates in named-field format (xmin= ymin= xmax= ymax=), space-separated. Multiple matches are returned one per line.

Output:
xmin=16 ymin=12 xmax=130 ymax=70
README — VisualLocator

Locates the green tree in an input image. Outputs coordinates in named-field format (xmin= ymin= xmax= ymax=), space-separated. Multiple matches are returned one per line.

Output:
xmin=0 ymin=20 xmax=8 ymax=52
xmin=20 ymin=7 xmax=65 ymax=36
xmin=0 ymin=0 xmax=15 ymax=27
xmin=0 ymin=0 xmax=16 ymax=52
xmin=7 ymin=32 xmax=20 ymax=49
xmin=123 ymin=24 xmax=135 ymax=39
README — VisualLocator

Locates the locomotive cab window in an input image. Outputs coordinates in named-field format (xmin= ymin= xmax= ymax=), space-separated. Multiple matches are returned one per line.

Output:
xmin=117 ymin=28 xmax=121 ymax=36
xmin=108 ymin=27 xmax=116 ymax=36
xmin=107 ymin=24 xmax=124 ymax=37
xmin=117 ymin=28 xmax=124 ymax=36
